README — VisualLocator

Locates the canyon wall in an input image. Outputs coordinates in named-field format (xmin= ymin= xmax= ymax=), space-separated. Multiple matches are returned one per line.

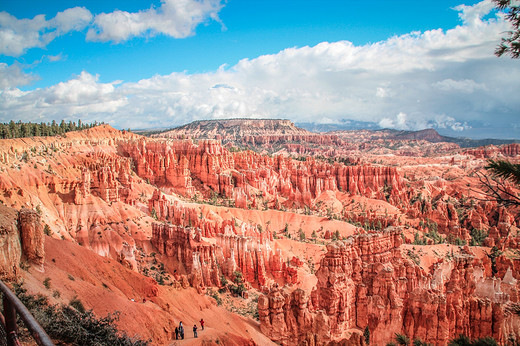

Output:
xmin=1 ymin=125 xmax=519 ymax=345
xmin=150 ymin=221 xmax=297 ymax=289
xmin=464 ymin=143 xmax=520 ymax=159
xmin=258 ymin=229 xmax=520 ymax=345
xmin=120 ymin=139 xmax=408 ymax=208
xmin=407 ymin=197 xmax=520 ymax=246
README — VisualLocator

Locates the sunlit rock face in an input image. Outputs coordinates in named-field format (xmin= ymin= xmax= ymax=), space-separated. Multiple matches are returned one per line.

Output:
xmin=259 ymin=229 xmax=520 ymax=345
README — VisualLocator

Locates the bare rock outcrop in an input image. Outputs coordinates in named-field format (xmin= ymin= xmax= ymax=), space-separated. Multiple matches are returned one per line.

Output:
xmin=18 ymin=208 xmax=45 ymax=271
xmin=151 ymin=221 xmax=295 ymax=288
xmin=122 ymin=139 xmax=407 ymax=209
xmin=259 ymin=229 xmax=520 ymax=345
xmin=464 ymin=143 xmax=520 ymax=158
xmin=0 ymin=205 xmax=22 ymax=280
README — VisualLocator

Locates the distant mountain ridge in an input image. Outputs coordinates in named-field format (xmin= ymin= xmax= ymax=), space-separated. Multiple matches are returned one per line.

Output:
xmin=150 ymin=119 xmax=518 ymax=148
xmin=381 ymin=128 xmax=518 ymax=148
xmin=301 ymin=124 xmax=518 ymax=148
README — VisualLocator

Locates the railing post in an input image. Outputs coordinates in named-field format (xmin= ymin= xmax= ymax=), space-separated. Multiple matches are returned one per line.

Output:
xmin=0 ymin=280 xmax=53 ymax=346
xmin=3 ymin=294 xmax=19 ymax=346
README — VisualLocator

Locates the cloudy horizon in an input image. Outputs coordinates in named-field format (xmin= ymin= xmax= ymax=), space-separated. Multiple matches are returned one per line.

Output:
xmin=1 ymin=0 xmax=519 ymax=139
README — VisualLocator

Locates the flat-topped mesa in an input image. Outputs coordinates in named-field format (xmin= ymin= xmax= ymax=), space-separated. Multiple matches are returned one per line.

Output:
xmin=258 ymin=229 xmax=520 ymax=345
xmin=153 ymin=119 xmax=347 ymax=154
xmin=154 ymin=119 xmax=310 ymax=140
xmin=151 ymin=221 xmax=294 ymax=289
xmin=241 ymin=133 xmax=343 ymax=147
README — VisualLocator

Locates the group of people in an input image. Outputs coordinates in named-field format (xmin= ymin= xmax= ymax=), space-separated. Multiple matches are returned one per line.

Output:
xmin=174 ymin=319 xmax=205 ymax=340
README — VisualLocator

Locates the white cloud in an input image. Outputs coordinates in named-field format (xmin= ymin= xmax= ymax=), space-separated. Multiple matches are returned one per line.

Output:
xmin=0 ymin=1 xmax=223 ymax=55
xmin=47 ymin=53 xmax=64 ymax=62
xmin=433 ymin=79 xmax=487 ymax=93
xmin=44 ymin=71 xmax=121 ymax=104
xmin=376 ymin=87 xmax=389 ymax=98
xmin=0 ymin=12 xmax=48 ymax=56
xmin=51 ymin=7 xmax=92 ymax=34
xmin=0 ymin=7 xmax=92 ymax=56
xmin=1 ymin=1 xmax=519 ymax=138
xmin=86 ymin=0 xmax=224 ymax=42
xmin=0 ymin=71 xmax=126 ymax=123
xmin=379 ymin=112 xmax=408 ymax=130
xmin=454 ymin=0 xmax=496 ymax=27
xmin=378 ymin=113 xmax=469 ymax=132
xmin=0 ymin=63 xmax=37 ymax=89
xmin=431 ymin=114 xmax=469 ymax=132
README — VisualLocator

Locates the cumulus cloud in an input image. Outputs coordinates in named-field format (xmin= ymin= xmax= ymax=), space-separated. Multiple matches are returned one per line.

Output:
xmin=86 ymin=0 xmax=224 ymax=42
xmin=454 ymin=0 xmax=496 ymax=26
xmin=0 ymin=71 xmax=126 ymax=124
xmin=0 ymin=1 xmax=224 ymax=55
xmin=1 ymin=1 xmax=519 ymax=138
xmin=379 ymin=112 xmax=409 ymax=130
xmin=44 ymin=71 xmax=121 ymax=105
xmin=0 ymin=7 xmax=92 ymax=56
xmin=0 ymin=63 xmax=37 ymax=89
xmin=51 ymin=7 xmax=93 ymax=35
xmin=431 ymin=114 xmax=469 ymax=132
xmin=379 ymin=113 xmax=469 ymax=132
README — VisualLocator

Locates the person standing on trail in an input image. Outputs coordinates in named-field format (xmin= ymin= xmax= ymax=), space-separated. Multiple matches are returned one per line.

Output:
xmin=174 ymin=326 xmax=179 ymax=340
xmin=179 ymin=321 xmax=184 ymax=340
xmin=193 ymin=324 xmax=198 ymax=338
xmin=200 ymin=318 xmax=205 ymax=330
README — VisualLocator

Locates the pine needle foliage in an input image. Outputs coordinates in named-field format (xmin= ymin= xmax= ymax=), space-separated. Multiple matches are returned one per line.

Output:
xmin=486 ymin=160 xmax=520 ymax=185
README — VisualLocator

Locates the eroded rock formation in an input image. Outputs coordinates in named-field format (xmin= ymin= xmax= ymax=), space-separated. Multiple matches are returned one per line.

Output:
xmin=0 ymin=205 xmax=22 ymax=280
xmin=258 ymin=229 xmax=520 ymax=345
xmin=464 ymin=143 xmax=520 ymax=159
xmin=151 ymin=221 xmax=297 ymax=288
xmin=18 ymin=208 xmax=44 ymax=271
xmin=1 ymin=124 xmax=519 ymax=345
xmin=121 ymin=139 xmax=407 ymax=209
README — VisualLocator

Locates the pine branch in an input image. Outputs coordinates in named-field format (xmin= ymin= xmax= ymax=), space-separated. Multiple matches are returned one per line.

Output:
xmin=485 ymin=160 xmax=520 ymax=184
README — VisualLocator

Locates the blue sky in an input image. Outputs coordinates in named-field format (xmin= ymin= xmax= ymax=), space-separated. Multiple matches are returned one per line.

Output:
xmin=1 ymin=0 xmax=519 ymax=139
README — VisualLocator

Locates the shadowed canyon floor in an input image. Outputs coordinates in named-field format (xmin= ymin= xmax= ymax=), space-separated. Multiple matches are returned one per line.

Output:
xmin=0 ymin=121 xmax=519 ymax=345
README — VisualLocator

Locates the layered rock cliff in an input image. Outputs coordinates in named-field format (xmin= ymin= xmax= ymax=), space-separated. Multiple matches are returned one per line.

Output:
xmin=0 ymin=206 xmax=45 ymax=279
xmin=151 ymin=222 xmax=290 ymax=288
xmin=258 ymin=230 xmax=520 ymax=345
xmin=0 ymin=205 xmax=22 ymax=280
xmin=120 ymin=138 xmax=407 ymax=209
xmin=464 ymin=143 xmax=520 ymax=159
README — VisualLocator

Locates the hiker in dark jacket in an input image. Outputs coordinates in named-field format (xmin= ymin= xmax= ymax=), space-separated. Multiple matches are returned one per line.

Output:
xmin=179 ymin=321 xmax=184 ymax=340
xmin=193 ymin=324 xmax=198 ymax=338
xmin=174 ymin=327 xmax=179 ymax=340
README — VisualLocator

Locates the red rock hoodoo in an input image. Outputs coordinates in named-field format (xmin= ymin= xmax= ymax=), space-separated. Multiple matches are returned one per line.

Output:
xmin=258 ymin=230 xmax=520 ymax=345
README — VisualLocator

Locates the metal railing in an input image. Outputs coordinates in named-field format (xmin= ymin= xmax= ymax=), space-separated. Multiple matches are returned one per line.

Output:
xmin=0 ymin=280 xmax=54 ymax=346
